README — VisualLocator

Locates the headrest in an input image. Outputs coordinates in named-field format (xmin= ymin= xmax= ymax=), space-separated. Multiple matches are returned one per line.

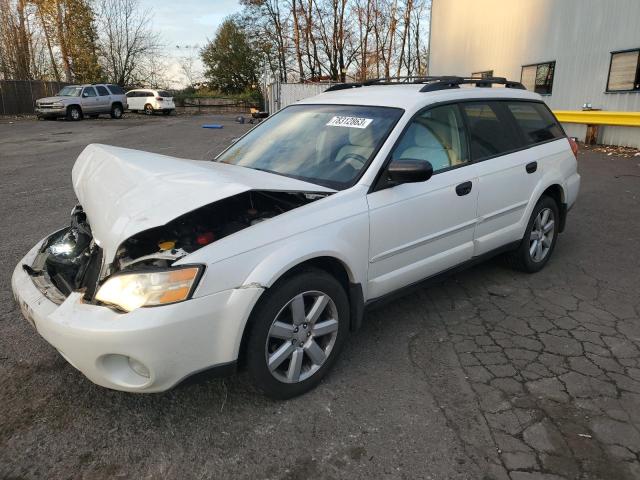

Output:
xmin=410 ymin=123 xmax=442 ymax=148
xmin=348 ymin=127 xmax=376 ymax=147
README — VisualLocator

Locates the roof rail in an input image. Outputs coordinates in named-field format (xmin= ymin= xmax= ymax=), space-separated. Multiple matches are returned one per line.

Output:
xmin=324 ymin=76 xmax=526 ymax=93
xmin=419 ymin=76 xmax=526 ymax=92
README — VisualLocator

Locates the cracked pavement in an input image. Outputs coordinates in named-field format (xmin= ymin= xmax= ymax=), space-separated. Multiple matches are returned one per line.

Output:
xmin=1 ymin=115 xmax=639 ymax=479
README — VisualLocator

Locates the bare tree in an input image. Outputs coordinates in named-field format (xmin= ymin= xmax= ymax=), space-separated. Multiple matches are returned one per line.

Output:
xmin=97 ymin=0 xmax=160 ymax=86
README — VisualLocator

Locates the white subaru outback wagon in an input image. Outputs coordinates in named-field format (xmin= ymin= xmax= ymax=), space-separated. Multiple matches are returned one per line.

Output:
xmin=12 ymin=77 xmax=580 ymax=399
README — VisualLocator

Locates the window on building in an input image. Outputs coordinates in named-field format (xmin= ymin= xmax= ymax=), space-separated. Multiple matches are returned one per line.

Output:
xmin=521 ymin=61 xmax=555 ymax=95
xmin=472 ymin=70 xmax=494 ymax=79
xmin=607 ymin=49 xmax=640 ymax=92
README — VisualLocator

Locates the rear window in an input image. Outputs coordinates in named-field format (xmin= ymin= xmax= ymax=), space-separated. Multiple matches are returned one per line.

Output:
xmin=460 ymin=102 xmax=521 ymax=161
xmin=157 ymin=91 xmax=171 ymax=97
xmin=506 ymin=102 xmax=564 ymax=145
xmin=107 ymin=84 xmax=125 ymax=95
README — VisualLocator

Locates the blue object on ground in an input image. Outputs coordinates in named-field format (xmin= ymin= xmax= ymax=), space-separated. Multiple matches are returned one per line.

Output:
xmin=202 ymin=124 xmax=223 ymax=129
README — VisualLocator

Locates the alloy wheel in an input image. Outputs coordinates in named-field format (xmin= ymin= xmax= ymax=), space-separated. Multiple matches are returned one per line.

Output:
xmin=265 ymin=291 xmax=339 ymax=383
xmin=529 ymin=207 xmax=555 ymax=262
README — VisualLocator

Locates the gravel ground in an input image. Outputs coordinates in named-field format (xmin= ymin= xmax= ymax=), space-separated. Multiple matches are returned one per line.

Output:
xmin=1 ymin=114 xmax=639 ymax=480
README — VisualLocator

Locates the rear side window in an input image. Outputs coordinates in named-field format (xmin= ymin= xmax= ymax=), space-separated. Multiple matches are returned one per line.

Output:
xmin=96 ymin=85 xmax=109 ymax=96
xmin=460 ymin=102 xmax=521 ymax=161
xmin=506 ymin=102 xmax=564 ymax=145
xmin=107 ymin=84 xmax=125 ymax=95
xmin=157 ymin=90 xmax=171 ymax=97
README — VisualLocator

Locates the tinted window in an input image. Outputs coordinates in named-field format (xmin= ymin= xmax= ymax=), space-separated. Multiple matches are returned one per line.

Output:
xmin=391 ymin=104 xmax=469 ymax=173
xmin=460 ymin=102 xmax=521 ymax=161
xmin=507 ymin=102 xmax=564 ymax=144
xmin=126 ymin=91 xmax=136 ymax=97
xmin=157 ymin=90 xmax=171 ymax=97
xmin=83 ymin=87 xmax=97 ymax=97
xmin=96 ymin=85 xmax=109 ymax=96
xmin=107 ymin=84 xmax=125 ymax=95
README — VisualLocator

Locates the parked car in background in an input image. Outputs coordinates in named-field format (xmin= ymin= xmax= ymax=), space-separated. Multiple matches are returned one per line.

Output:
xmin=126 ymin=89 xmax=175 ymax=115
xmin=35 ymin=84 xmax=127 ymax=120
xmin=13 ymin=76 xmax=580 ymax=399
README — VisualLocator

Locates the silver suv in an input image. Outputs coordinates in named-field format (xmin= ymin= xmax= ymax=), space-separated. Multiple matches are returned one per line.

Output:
xmin=35 ymin=84 xmax=128 ymax=121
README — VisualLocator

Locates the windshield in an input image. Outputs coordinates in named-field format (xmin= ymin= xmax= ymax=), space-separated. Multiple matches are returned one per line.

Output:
xmin=57 ymin=86 xmax=82 ymax=97
xmin=216 ymin=104 xmax=403 ymax=190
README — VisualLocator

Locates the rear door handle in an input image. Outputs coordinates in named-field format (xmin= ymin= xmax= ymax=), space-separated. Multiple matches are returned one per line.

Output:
xmin=456 ymin=181 xmax=473 ymax=196
xmin=526 ymin=161 xmax=538 ymax=174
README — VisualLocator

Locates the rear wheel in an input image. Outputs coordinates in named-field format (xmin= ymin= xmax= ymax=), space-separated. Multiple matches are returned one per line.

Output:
xmin=66 ymin=105 xmax=82 ymax=121
xmin=110 ymin=103 xmax=123 ymax=119
xmin=246 ymin=268 xmax=349 ymax=399
xmin=507 ymin=195 xmax=559 ymax=273
xmin=144 ymin=104 xmax=154 ymax=115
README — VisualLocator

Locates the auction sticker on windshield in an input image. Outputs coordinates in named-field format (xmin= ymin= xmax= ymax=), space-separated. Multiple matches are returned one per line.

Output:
xmin=326 ymin=116 xmax=373 ymax=129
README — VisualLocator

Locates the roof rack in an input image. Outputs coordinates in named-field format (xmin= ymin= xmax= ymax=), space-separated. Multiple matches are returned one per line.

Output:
xmin=324 ymin=76 xmax=526 ymax=93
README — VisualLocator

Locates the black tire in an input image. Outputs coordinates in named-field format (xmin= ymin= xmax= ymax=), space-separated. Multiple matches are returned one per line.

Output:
xmin=245 ymin=268 xmax=350 ymax=399
xmin=162 ymin=109 xmax=172 ymax=116
xmin=110 ymin=103 xmax=123 ymax=119
xmin=144 ymin=104 xmax=154 ymax=115
xmin=507 ymin=195 xmax=559 ymax=273
xmin=66 ymin=105 xmax=82 ymax=121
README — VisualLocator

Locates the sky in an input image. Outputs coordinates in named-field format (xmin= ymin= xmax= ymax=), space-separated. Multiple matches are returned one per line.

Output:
xmin=139 ymin=0 xmax=243 ymax=87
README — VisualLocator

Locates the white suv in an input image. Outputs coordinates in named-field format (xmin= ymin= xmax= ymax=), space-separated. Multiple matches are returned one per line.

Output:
xmin=126 ymin=88 xmax=175 ymax=115
xmin=12 ymin=77 xmax=580 ymax=399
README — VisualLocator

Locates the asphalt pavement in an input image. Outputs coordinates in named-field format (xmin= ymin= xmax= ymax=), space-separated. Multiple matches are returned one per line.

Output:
xmin=1 ymin=113 xmax=639 ymax=479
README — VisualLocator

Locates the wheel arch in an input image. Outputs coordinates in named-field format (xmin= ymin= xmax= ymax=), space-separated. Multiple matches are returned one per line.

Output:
xmin=540 ymin=183 xmax=567 ymax=232
xmin=237 ymin=254 xmax=365 ymax=367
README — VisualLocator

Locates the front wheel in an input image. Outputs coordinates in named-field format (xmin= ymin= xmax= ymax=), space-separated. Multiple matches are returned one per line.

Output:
xmin=66 ymin=105 xmax=82 ymax=121
xmin=507 ymin=195 xmax=559 ymax=273
xmin=245 ymin=268 xmax=349 ymax=399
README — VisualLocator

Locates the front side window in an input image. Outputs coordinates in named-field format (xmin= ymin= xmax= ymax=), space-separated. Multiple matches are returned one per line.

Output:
xmin=216 ymin=104 xmax=403 ymax=190
xmin=83 ymin=87 xmax=97 ymax=97
xmin=57 ymin=86 xmax=82 ymax=97
xmin=390 ymin=104 xmax=469 ymax=173
xmin=506 ymin=102 xmax=564 ymax=145
xmin=607 ymin=49 xmax=640 ymax=92
xmin=460 ymin=102 xmax=521 ymax=161
xmin=521 ymin=61 xmax=555 ymax=95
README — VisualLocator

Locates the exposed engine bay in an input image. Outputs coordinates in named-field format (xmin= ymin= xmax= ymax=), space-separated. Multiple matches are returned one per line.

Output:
xmin=26 ymin=190 xmax=327 ymax=302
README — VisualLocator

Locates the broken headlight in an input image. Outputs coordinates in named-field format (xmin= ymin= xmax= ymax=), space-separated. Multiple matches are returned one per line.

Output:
xmin=95 ymin=265 xmax=203 ymax=312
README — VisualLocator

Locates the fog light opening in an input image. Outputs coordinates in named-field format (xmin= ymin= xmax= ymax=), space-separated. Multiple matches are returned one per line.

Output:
xmin=128 ymin=357 xmax=150 ymax=378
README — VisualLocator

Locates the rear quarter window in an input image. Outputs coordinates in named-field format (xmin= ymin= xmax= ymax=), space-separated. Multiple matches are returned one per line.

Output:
xmin=107 ymin=84 xmax=125 ymax=95
xmin=506 ymin=102 xmax=564 ymax=145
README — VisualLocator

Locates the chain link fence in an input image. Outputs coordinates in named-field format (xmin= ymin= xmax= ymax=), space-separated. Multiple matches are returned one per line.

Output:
xmin=0 ymin=80 xmax=69 ymax=115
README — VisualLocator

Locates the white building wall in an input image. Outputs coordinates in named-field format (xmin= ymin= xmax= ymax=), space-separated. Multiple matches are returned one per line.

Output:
xmin=429 ymin=0 xmax=640 ymax=147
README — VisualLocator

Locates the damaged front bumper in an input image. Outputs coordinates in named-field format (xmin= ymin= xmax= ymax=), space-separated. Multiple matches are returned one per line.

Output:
xmin=12 ymin=236 xmax=264 ymax=393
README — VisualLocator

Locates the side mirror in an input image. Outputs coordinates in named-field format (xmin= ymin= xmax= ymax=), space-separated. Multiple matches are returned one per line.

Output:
xmin=386 ymin=158 xmax=433 ymax=185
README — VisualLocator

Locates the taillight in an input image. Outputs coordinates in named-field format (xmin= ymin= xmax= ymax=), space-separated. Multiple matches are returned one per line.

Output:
xmin=568 ymin=137 xmax=579 ymax=159
xmin=156 ymin=97 xmax=163 ymax=101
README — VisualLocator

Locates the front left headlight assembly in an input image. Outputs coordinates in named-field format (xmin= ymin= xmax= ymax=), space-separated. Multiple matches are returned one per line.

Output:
xmin=95 ymin=265 xmax=203 ymax=312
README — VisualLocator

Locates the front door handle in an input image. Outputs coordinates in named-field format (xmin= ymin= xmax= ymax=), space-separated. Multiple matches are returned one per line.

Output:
xmin=526 ymin=161 xmax=538 ymax=174
xmin=456 ymin=181 xmax=473 ymax=196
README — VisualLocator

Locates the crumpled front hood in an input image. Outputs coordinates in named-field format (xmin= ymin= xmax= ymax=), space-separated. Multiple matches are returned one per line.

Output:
xmin=72 ymin=144 xmax=334 ymax=261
